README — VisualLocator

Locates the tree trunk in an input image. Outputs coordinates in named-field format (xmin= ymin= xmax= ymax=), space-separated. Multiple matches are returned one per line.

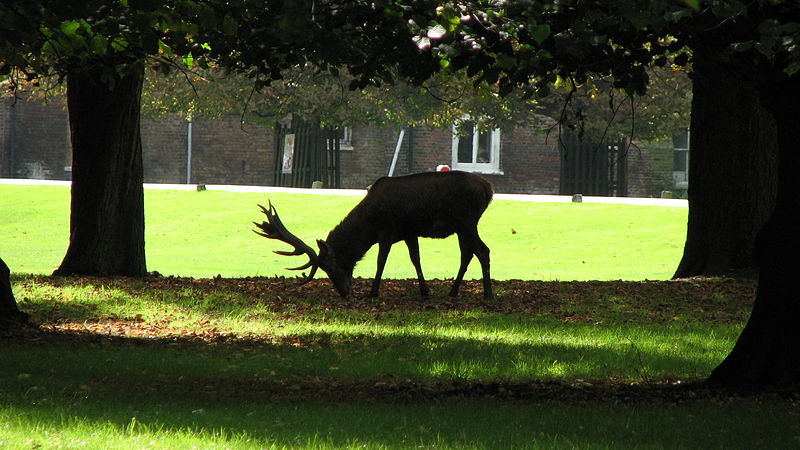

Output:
xmin=673 ymin=48 xmax=778 ymax=278
xmin=0 ymin=257 xmax=28 ymax=328
xmin=708 ymin=77 xmax=800 ymax=387
xmin=53 ymin=65 xmax=147 ymax=277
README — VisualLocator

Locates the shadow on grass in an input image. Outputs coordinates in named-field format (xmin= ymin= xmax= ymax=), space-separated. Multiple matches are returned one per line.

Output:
xmin=1 ymin=275 xmax=791 ymax=448
xmin=8 ymin=274 xmax=746 ymax=384
xmin=2 ymin=325 xmax=731 ymax=399
xmin=1 ymin=331 xmax=797 ymax=448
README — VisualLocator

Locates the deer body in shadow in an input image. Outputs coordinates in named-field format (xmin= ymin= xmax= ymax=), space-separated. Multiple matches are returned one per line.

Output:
xmin=254 ymin=171 xmax=493 ymax=299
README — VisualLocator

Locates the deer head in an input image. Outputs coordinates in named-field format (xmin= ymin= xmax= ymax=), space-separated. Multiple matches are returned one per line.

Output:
xmin=253 ymin=202 xmax=352 ymax=297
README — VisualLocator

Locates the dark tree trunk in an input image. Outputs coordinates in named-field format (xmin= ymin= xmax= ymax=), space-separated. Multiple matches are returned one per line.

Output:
xmin=0 ymin=257 xmax=28 ymax=328
xmin=674 ymin=48 xmax=778 ymax=278
xmin=53 ymin=65 xmax=147 ymax=277
xmin=708 ymin=77 xmax=800 ymax=387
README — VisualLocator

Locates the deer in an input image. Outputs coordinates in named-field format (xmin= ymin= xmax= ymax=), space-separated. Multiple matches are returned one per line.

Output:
xmin=253 ymin=170 xmax=494 ymax=299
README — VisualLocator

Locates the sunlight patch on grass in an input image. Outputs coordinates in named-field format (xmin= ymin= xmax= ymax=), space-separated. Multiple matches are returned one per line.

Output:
xmin=1 ymin=184 xmax=687 ymax=281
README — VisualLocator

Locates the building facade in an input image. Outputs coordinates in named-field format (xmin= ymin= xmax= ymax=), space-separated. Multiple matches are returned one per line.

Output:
xmin=1 ymin=97 xmax=675 ymax=196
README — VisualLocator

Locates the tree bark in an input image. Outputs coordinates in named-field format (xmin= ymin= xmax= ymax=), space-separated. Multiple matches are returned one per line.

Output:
xmin=53 ymin=65 xmax=147 ymax=277
xmin=673 ymin=48 xmax=778 ymax=278
xmin=708 ymin=77 xmax=800 ymax=387
xmin=0 ymin=257 xmax=28 ymax=328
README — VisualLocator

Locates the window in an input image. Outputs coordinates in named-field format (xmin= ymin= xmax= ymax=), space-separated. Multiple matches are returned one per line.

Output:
xmin=335 ymin=127 xmax=353 ymax=150
xmin=672 ymin=129 xmax=689 ymax=188
xmin=451 ymin=121 xmax=501 ymax=173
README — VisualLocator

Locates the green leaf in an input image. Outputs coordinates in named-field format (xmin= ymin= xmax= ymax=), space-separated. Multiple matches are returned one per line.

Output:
xmin=785 ymin=61 xmax=800 ymax=77
xmin=531 ymin=24 xmax=551 ymax=44
xmin=59 ymin=20 xmax=80 ymax=36
xmin=495 ymin=54 xmax=516 ymax=70
xmin=111 ymin=39 xmax=127 ymax=52
xmin=222 ymin=16 xmax=238 ymax=35
xmin=498 ymin=78 xmax=513 ymax=97
xmin=91 ymin=35 xmax=107 ymax=55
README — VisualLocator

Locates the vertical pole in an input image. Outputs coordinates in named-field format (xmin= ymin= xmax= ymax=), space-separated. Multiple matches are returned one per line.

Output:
xmin=186 ymin=116 xmax=193 ymax=184
xmin=388 ymin=128 xmax=405 ymax=176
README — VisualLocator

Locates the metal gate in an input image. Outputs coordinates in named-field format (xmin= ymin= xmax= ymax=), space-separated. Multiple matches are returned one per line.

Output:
xmin=273 ymin=116 xmax=341 ymax=188
xmin=559 ymin=134 xmax=627 ymax=196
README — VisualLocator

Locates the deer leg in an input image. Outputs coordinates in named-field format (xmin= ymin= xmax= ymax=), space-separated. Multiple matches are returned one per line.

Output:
xmin=473 ymin=235 xmax=493 ymax=299
xmin=449 ymin=233 xmax=474 ymax=297
xmin=405 ymin=237 xmax=429 ymax=298
xmin=369 ymin=240 xmax=392 ymax=297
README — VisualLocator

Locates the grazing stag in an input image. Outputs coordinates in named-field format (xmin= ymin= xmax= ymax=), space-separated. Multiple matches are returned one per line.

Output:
xmin=254 ymin=171 xmax=493 ymax=299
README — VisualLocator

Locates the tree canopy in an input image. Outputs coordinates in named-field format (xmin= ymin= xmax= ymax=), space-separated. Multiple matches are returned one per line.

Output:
xmin=3 ymin=0 xmax=800 ymax=387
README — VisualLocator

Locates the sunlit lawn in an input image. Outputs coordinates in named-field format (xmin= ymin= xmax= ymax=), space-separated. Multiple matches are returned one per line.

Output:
xmin=0 ymin=183 xmax=687 ymax=280
xmin=4 ymin=183 xmax=791 ymax=449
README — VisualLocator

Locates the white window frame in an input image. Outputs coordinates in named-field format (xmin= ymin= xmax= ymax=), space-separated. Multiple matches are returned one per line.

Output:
xmin=337 ymin=127 xmax=353 ymax=150
xmin=672 ymin=129 xmax=690 ymax=189
xmin=451 ymin=123 xmax=502 ymax=173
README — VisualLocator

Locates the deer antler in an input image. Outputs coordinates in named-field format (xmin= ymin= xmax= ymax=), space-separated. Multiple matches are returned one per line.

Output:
xmin=253 ymin=201 xmax=319 ymax=283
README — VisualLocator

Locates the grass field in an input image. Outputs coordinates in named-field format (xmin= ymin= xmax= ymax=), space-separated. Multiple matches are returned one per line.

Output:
xmin=0 ymin=183 xmax=687 ymax=280
xmin=3 ymin=183 xmax=795 ymax=449
xmin=3 ymin=275 xmax=795 ymax=449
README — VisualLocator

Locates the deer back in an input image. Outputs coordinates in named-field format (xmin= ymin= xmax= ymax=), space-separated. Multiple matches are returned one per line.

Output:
xmin=330 ymin=171 xmax=493 ymax=244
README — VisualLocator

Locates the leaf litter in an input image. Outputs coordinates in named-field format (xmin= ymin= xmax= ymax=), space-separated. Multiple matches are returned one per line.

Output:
xmin=8 ymin=275 xmax=792 ymax=405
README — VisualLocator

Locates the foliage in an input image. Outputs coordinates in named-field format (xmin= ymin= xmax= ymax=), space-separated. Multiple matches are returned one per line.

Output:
xmin=1 ymin=1 xmax=195 ymax=85
xmin=418 ymin=1 xmax=800 ymax=97
xmin=1 ymin=0 xmax=794 ymax=140
xmin=141 ymin=64 xmax=505 ymax=128
xmin=541 ymin=66 xmax=691 ymax=142
xmin=141 ymin=61 xmax=689 ymax=143
xmin=2 ymin=0 xmax=696 ymax=142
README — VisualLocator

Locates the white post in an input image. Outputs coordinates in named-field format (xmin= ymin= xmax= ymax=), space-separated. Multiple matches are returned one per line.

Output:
xmin=388 ymin=128 xmax=405 ymax=176
xmin=186 ymin=117 xmax=193 ymax=184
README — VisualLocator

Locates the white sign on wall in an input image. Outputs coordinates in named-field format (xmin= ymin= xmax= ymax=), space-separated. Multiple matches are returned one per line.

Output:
xmin=282 ymin=133 xmax=295 ymax=174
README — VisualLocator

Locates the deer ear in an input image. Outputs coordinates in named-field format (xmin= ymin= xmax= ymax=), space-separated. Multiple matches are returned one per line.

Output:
xmin=317 ymin=239 xmax=332 ymax=256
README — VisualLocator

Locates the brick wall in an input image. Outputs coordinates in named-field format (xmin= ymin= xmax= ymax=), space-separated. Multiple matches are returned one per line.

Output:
xmin=190 ymin=116 xmax=274 ymax=186
xmin=343 ymin=122 xmax=563 ymax=194
xmin=0 ymin=98 xmax=666 ymax=196
xmin=0 ymin=98 xmax=9 ymax=177
xmin=491 ymin=126 xmax=561 ymax=194
xmin=406 ymin=126 xmax=452 ymax=174
xmin=1 ymin=97 xmax=71 ymax=179
xmin=141 ymin=115 xmax=187 ymax=184
xmin=339 ymin=125 xmax=401 ymax=188
xmin=142 ymin=115 xmax=275 ymax=186
xmin=639 ymin=140 xmax=676 ymax=196
xmin=622 ymin=141 xmax=674 ymax=198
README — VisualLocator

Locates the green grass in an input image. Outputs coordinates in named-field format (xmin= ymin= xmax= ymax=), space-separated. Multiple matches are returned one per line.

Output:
xmin=1 ymin=396 xmax=796 ymax=449
xmin=2 ymin=397 xmax=795 ymax=449
xmin=2 ymin=274 xmax=790 ymax=449
xmin=0 ymin=184 xmax=687 ymax=280
xmin=4 ymin=184 xmax=792 ymax=448
xmin=10 ymin=278 xmax=742 ymax=383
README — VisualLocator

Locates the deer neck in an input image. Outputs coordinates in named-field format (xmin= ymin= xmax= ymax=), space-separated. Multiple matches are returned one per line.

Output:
xmin=325 ymin=215 xmax=377 ymax=271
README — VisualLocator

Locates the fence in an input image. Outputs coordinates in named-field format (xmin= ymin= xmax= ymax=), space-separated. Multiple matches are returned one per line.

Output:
xmin=559 ymin=135 xmax=627 ymax=196
xmin=273 ymin=117 xmax=341 ymax=188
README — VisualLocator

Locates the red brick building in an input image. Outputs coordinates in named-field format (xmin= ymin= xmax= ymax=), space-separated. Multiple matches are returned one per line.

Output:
xmin=1 ymin=97 xmax=668 ymax=196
